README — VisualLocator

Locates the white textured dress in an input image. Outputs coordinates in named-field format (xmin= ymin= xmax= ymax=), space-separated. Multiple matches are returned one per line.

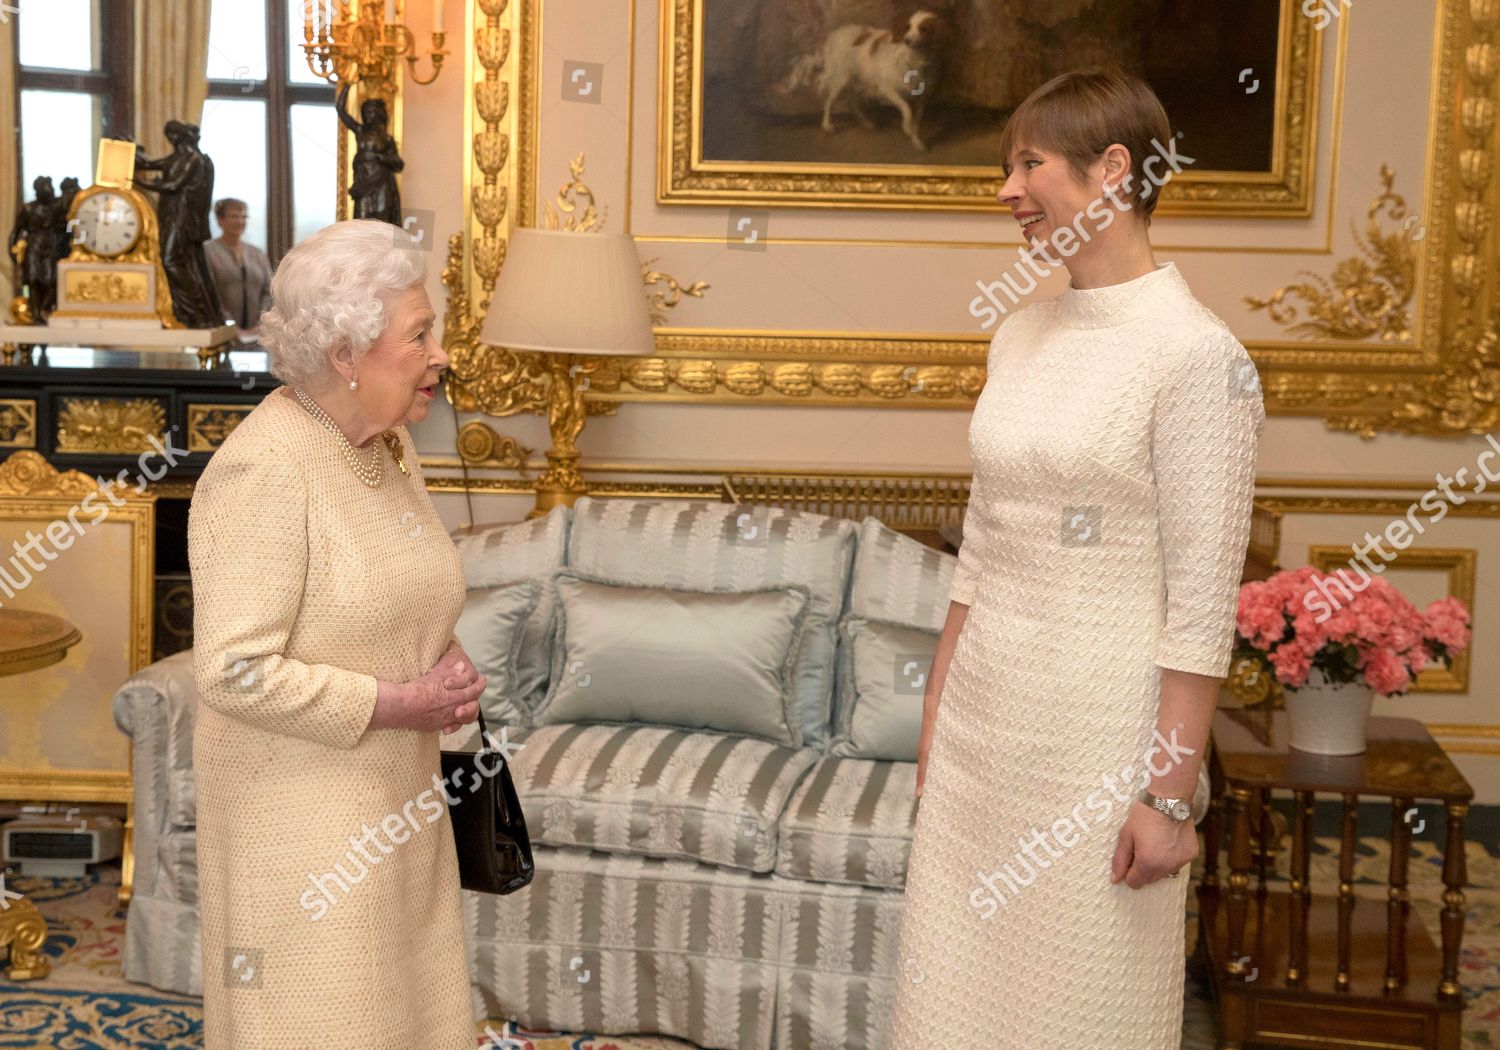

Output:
xmin=890 ymin=262 xmax=1263 ymax=1048
xmin=189 ymin=388 xmax=474 ymax=1049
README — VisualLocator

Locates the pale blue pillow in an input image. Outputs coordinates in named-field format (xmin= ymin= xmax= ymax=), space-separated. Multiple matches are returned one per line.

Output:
xmin=564 ymin=497 xmax=856 ymax=748
xmin=535 ymin=570 xmax=812 ymax=745
xmin=453 ymin=581 xmax=541 ymax=726
xmin=451 ymin=506 xmax=570 ymax=719
xmin=831 ymin=616 xmax=938 ymax=761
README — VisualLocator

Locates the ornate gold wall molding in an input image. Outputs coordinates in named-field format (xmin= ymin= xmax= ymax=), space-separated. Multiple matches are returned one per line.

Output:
xmin=455 ymin=419 xmax=533 ymax=473
xmin=641 ymin=260 xmax=707 ymax=325
xmin=584 ymin=330 xmax=988 ymax=405
xmin=443 ymin=0 xmax=547 ymax=421
xmin=1254 ymin=0 xmax=1498 ymax=437
xmin=1255 ymin=494 xmax=1500 ymax=517
xmin=542 ymin=152 xmax=605 ymax=232
xmin=1247 ymin=165 xmax=1417 ymax=343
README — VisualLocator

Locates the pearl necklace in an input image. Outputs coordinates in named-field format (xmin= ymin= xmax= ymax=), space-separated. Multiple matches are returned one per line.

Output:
xmin=292 ymin=387 xmax=384 ymax=488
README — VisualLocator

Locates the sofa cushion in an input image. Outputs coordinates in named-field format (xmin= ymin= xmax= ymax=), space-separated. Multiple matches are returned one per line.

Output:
xmin=564 ymin=497 xmax=857 ymax=748
xmin=831 ymin=617 xmax=937 ymax=761
xmin=508 ymin=722 xmax=819 ymax=873
xmin=774 ymin=756 xmax=917 ymax=890
xmin=454 ymin=580 xmax=542 ymax=726
xmin=451 ymin=505 xmax=570 ymax=718
xmin=536 ymin=571 xmax=812 ymax=745
xmin=847 ymin=516 xmax=955 ymax=630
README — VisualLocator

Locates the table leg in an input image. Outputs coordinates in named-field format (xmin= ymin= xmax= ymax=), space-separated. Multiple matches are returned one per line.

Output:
xmin=1226 ymin=786 xmax=1253 ymax=979
xmin=1287 ymin=790 xmax=1312 ymax=986
xmin=1439 ymin=802 xmax=1468 ymax=1003
xmin=120 ymin=796 xmax=135 ymax=907
xmin=1200 ymin=739 xmax=1224 ymax=894
xmin=1337 ymin=792 xmax=1357 ymax=991
xmin=1256 ymin=787 xmax=1273 ymax=898
xmin=1386 ymin=796 xmax=1413 ymax=992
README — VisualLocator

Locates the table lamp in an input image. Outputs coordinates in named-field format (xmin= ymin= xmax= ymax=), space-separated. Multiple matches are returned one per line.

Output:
xmin=478 ymin=228 xmax=655 ymax=517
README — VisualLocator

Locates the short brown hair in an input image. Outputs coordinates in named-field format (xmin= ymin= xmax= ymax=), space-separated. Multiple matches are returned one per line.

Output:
xmin=213 ymin=197 xmax=247 ymax=220
xmin=997 ymin=68 xmax=1174 ymax=221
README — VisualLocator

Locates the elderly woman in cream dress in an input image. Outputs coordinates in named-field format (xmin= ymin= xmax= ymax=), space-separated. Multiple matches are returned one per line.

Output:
xmin=189 ymin=219 xmax=488 ymax=1048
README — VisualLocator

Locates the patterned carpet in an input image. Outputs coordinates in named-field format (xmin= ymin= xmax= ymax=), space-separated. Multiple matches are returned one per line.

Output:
xmin=1 ymin=833 xmax=1498 ymax=1049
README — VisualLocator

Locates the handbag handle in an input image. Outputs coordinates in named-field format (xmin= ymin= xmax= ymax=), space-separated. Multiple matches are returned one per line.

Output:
xmin=473 ymin=706 xmax=493 ymax=754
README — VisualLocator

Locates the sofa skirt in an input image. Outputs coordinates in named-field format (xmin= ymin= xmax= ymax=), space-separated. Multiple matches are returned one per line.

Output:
xmin=124 ymin=892 xmax=203 ymax=998
xmin=464 ymin=844 xmax=906 ymax=1050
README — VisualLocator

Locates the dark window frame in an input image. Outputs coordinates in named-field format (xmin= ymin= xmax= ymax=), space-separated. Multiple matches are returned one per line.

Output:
xmin=13 ymin=0 xmax=133 ymax=203
xmin=204 ymin=0 xmax=333 ymax=263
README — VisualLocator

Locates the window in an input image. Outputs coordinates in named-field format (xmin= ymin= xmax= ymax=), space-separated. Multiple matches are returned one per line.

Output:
xmin=16 ymin=0 xmax=131 ymax=197
xmin=14 ymin=2 xmax=335 ymax=264
xmin=203 ymin=0 xmax=337 ymax=261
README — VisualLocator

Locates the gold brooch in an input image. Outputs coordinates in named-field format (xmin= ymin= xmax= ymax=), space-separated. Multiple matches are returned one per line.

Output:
xmin=381 ymin=431 xmax=411 ymax=476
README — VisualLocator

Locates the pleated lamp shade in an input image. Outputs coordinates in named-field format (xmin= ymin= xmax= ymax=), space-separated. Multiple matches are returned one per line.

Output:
xmin=478 ymin=228 xmax=655 ymax=356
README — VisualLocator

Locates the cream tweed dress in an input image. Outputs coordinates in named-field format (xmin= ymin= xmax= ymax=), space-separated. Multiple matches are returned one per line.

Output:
xmin=189 ymin=386 xmax=473 ymax=1048
xmin=890 ymin=262 xmax=1264 ymax=1048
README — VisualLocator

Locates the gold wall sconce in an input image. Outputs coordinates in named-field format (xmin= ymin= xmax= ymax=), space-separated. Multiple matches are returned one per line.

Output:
xmin=300 ymin=0 xmax=449 ymax=87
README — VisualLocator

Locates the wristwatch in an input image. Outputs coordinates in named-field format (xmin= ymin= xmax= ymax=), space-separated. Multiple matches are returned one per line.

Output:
xmin=1139 ymin=788 xmax=1193 ymax=823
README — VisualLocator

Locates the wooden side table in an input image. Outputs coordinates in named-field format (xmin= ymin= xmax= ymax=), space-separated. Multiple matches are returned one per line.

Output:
xmin=1197 ymin=711 xmax=1473 ymax=1050
xmin=0 ymin=607 xmax=83 ymax=981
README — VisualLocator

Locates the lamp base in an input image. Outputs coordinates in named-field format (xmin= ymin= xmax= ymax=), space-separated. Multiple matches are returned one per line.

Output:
xmin=529 ymin=447 xmax=587 ymax=518
xmin=529 ymin=484 xmax=587 ymax=518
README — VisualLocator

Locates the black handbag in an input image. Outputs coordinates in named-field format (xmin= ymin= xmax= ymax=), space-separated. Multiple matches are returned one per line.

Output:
xmin=440 ymin=708 xmax=535 ymax=895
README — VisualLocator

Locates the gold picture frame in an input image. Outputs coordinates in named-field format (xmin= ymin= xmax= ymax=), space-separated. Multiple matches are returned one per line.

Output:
xmin=0 ymin=451 xmax=154 ymax=904
xmin=0 ymin=451 xmax=154 ymax=806
xmin=658 ymin=0 xmax=1320 ymax=215
xmin=447 ymin=0 xmax=1498 ymax=437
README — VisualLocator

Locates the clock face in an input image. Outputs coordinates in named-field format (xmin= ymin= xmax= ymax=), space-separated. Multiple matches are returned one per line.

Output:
xmin=73 ymin=191 xmax=141 ymax=258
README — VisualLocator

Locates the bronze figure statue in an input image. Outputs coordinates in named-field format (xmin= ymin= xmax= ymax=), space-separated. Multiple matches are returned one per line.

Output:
xmin=7 ymin=176 xmax=72 ymax=322
xmin=134 ymin=120 xmax=226 ymax=329
xmin=336 ymin=83 xmax=404 ymax=225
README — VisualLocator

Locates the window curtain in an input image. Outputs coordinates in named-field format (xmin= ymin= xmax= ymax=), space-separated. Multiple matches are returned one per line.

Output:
xmin=132 ymin=0 xmax=212 ymax=155
xmin=0 ymin=14 xmax=17 ymax=311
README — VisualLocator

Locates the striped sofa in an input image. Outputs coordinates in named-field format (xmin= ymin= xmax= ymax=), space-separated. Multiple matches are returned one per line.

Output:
xmin=113 ymin=497 xmax=958 ymax=1049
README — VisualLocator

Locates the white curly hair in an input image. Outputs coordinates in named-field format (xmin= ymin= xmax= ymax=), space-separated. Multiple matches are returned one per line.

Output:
xmin=258 ymin=219 xmax=427 ymax=389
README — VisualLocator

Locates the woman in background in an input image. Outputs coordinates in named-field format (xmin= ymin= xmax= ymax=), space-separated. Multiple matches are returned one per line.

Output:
xmin=203 ymin=198 xmax=272 ymax=335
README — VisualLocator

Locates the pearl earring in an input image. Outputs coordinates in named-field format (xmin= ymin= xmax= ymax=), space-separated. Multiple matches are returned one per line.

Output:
xmin=349 ymin=377 xmax=358 ymax=391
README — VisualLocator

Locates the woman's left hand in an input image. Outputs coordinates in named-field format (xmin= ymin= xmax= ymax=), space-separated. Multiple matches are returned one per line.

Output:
xmin=1110 ymin=800 xmax=1198 ymax=889
xmin=439 ymin=639 xmax=482 ymax=736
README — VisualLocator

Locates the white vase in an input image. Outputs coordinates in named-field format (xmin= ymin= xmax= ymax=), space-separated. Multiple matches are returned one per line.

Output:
xmin=1283 ymin=667 xmax=1375 ymax=755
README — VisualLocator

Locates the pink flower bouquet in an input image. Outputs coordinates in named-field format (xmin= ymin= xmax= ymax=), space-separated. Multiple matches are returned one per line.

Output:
xmin=1234 ymin=566 xmax=1471 ymax=697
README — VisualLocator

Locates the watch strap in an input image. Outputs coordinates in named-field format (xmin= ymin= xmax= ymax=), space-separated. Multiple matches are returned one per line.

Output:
xmin=1140 ymin=789 xmax=1192 ymax=822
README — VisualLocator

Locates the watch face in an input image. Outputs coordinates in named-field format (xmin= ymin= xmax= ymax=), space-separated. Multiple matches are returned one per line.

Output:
xmin=73 ymin=191 xmax=141 ymax=258
xmin=1171 ymin=800 xmax=1192 ymax=821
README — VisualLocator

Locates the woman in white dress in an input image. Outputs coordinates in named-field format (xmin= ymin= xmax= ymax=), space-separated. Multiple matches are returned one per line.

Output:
xmin=891 ymin=70 xmax=1264 ymax=1048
